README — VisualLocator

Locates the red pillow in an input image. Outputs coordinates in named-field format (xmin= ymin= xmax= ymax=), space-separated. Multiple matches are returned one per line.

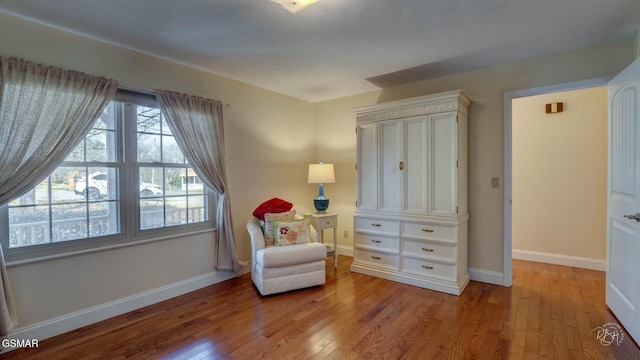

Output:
xmin=252 ymin=198 xmax=293 ymax=221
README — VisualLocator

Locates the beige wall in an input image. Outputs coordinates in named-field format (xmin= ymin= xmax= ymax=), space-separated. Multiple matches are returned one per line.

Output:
xmin=313 ymin=91 xmax=381 ymax=250
xmin=316 ymin=37 xmax=634 ymax=273
xmin=512 ymin=87 xmax=607 ymax=260
xmin=0 ymin=12 xmax=316 ymax=328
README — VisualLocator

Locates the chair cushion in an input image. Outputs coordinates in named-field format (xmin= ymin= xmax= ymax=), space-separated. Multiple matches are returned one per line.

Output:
xmin=255 ymin=260 xmax=325 ymax=280
xmin=256 ymin=242 xmax=327 ymax=267
xmin=252 ymin=198 xmax=293 ymax=221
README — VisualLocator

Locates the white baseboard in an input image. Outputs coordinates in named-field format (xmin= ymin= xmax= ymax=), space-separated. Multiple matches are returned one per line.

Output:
xmin=512 ymin=249 xmax=606 ymax=271
xmin=6 ymin=270 xmax=237 ymax=349
xmin=468 ymin=267 xmax=505 ymax=286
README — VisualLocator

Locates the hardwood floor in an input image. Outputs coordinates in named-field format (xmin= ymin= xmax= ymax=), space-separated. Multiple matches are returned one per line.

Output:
xmin=2 ymin=257 xmax=639 ymax=359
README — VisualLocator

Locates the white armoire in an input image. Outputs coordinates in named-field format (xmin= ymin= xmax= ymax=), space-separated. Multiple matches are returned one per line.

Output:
xmin=351 ymin=90 xmax=471 ymax=295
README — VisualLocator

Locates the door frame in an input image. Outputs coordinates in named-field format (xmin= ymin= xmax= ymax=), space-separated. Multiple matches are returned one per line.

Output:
xmin=503 ymin=76 xmax=611 ymax=287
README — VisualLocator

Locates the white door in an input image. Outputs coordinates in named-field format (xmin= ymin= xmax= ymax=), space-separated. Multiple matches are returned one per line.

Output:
xmin=429 ymin=112 xmax=458 ymax=216
xmin=607 ymin=57 xmax=640 ymax=344
xmin=379 ymin=120 xmax=402 ymax=213
xmin=356 ymin=123 xmax=378 ymax=211
xmin=403 ymin=116 xmax=428 ymax=214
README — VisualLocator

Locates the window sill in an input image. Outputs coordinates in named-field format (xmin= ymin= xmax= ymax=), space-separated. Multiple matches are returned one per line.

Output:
xmin=5 ymin=227 xmax=216 ymax=268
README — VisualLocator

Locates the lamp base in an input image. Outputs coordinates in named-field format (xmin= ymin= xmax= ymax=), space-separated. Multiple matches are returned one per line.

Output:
xmin=313 ymin=198 xmax=329 ymax=213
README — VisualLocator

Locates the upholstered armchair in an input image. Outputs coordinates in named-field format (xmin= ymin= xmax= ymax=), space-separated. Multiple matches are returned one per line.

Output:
xmin=247 ymin=215 xmax=327 ymax=296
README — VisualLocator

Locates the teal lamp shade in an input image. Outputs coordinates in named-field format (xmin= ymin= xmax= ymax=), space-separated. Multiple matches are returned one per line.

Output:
xmin=308 ymin=162 xmax=335 ymax=213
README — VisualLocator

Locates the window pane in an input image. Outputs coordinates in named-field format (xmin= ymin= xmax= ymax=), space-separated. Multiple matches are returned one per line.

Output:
xmin=166 ymin=197 xmax=187 ymax=227
xmin=66 ymin=140 xmax=85 ymax=162
xmin=140 ymin=199 xmax=165 ymax=229
xmin=140 ymin=167 xmax=164 ymax=198
xmin=9 ymin=206 xmax=50 ymax=248
xmin=166 ymin=167 xmax=185 ymax=196
xmin=188 ymin=195 xmax=207 ymax=223
xmin=137 ymin=133 xmax=161 ymax=163
xmin=89 ymin=202 xmax=119 ymax=237
xmin=96 ymin=103 xmax=116 ymax=130
xmin=188 ymin=169 xmax=205 ymax=195
xmin=161 ymin=115 xmax=173 ymax=135
xmin=162 ymin=135 xmax=184 ymax=164
xmin=51 ymin=204 xmax=87 ymax=242
xmin=86 ymin=129 xmax=117 ymax=162
xmin=14 ymin=179 xmax=47 ymax=206
xmin=176 ymin=168 xmax=205 ymax=195
xmin=76 ymin=168 xmax=118 ymax=201
xmin=137 ymin=106 xmax=161 ymax=134
xmin=52 ymin=167 xmax=85 ymax=203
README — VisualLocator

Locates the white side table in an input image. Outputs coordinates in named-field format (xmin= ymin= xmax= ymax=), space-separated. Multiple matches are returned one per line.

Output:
xmin=310 ymin=213 xmax=338 ymax=268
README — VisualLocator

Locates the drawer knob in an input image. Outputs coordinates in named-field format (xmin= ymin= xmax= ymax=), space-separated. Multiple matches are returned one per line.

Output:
xmin=421 ymin=229 xmax=434 ymax=233
xmin=371 ymin=240 xmax=382 ymax=243
xmin=371 ymin=223 xmax=381 ymax=227
xmin=325 ymin=221 xmax=331 ymax=225
xmin=421 ymin=248 xmax=434 ymax=252
xmin=371 ymin=256 xmax=382 ymax=260
xmin=421 ymin=265 xmax=434 ymax=270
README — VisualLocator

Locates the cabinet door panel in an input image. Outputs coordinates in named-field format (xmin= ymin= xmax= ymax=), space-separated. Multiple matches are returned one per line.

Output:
xmin=379 ymin=120 xmax=402 ymax=212
xmin=404 ymin=117 xmax=428 ymax=214
xmin=357 ymin=123 xmax=378 ymax=211
xmin=430 ymin=112 xmax=458 ymax=216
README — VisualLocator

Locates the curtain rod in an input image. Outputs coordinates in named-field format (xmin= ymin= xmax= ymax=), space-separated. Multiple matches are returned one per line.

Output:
xmin=118 ymin=84 xmax=232 ymax=109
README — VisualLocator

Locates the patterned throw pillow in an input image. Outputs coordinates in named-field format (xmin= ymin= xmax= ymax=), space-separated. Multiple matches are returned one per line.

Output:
xmin=263 ymin=210 xmax=296 ymax=246
xmin=274 ymin=216 xmax=311 ymax=246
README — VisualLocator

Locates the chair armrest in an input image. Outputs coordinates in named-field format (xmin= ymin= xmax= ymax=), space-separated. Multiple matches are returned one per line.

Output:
xmin=247 ymin=218 xmax=266 ymax=253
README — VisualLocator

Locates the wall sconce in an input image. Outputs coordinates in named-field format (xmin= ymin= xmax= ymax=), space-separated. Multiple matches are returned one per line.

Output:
xmin=545 ymin=102 xmax=564 ymax=114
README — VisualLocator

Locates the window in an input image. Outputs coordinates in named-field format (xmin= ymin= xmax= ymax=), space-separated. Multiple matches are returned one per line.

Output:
xmin=1 ymin=91 xmax=214 ymax=260
xmin=135 ymin=106 xmax=209 ymax=230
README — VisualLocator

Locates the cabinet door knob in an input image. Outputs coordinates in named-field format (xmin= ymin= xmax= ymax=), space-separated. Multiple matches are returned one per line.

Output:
xmin=421 ymin=248 xmax=434 ymax=252
xmin=624 ymin=213 xmax=640 ymax=222
xmin=399 ymin=161 xmax=405 ymax=170
xmin=421 ymin=265 xmax=434 ymax=270
xmin=421 ymin=229 xmax=434 ymax=233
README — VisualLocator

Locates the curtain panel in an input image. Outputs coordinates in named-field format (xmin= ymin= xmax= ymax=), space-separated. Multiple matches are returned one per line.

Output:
xmin=155 ymin=90 xmax=242 ymax=274
xmin=0 ymin=56 xmax=118 ymax=335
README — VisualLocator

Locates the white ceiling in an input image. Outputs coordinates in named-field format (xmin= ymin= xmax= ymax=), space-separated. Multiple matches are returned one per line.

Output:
xmin=0 ymin=0 xmax=639 ymax=103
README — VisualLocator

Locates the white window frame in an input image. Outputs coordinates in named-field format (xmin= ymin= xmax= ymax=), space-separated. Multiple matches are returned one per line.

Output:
xmin=0 ymin=89 xmax=216 ymax=264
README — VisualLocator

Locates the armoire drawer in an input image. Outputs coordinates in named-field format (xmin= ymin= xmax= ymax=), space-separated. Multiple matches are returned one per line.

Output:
xmin=355 ymin=233 xmax=399 ymax=253
xmin=402 ymin=239 xmax=456 ymax=262
xmin=401 ymin=257 xmax=456 ymax=281
xmin=355 ymin=217 xmax=400 ymax=235
xmin=354 ymin=249 xmax=400 ymax=270
xmin=402 ymin=221 xmax=457 ymax=241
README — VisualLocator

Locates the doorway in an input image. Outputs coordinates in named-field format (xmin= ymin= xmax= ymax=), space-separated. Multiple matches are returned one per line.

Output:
xmin=503 ymin=77 xmax=611 ymax=286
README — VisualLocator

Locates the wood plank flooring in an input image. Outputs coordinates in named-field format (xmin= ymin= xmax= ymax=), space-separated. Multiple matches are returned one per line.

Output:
xmin=2 ymin=258 xmax=639 ymax=359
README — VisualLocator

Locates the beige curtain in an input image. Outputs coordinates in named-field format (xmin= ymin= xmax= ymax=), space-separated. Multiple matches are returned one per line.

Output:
xmin=155 ymin=90 xmax=242 ymax=274
xmin=0 ymin=57 xmax=118 ymax=335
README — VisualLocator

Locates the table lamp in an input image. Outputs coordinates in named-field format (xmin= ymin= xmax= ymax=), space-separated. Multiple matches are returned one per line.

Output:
xmin=308 ymin=161 xmax=335 ymax=213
